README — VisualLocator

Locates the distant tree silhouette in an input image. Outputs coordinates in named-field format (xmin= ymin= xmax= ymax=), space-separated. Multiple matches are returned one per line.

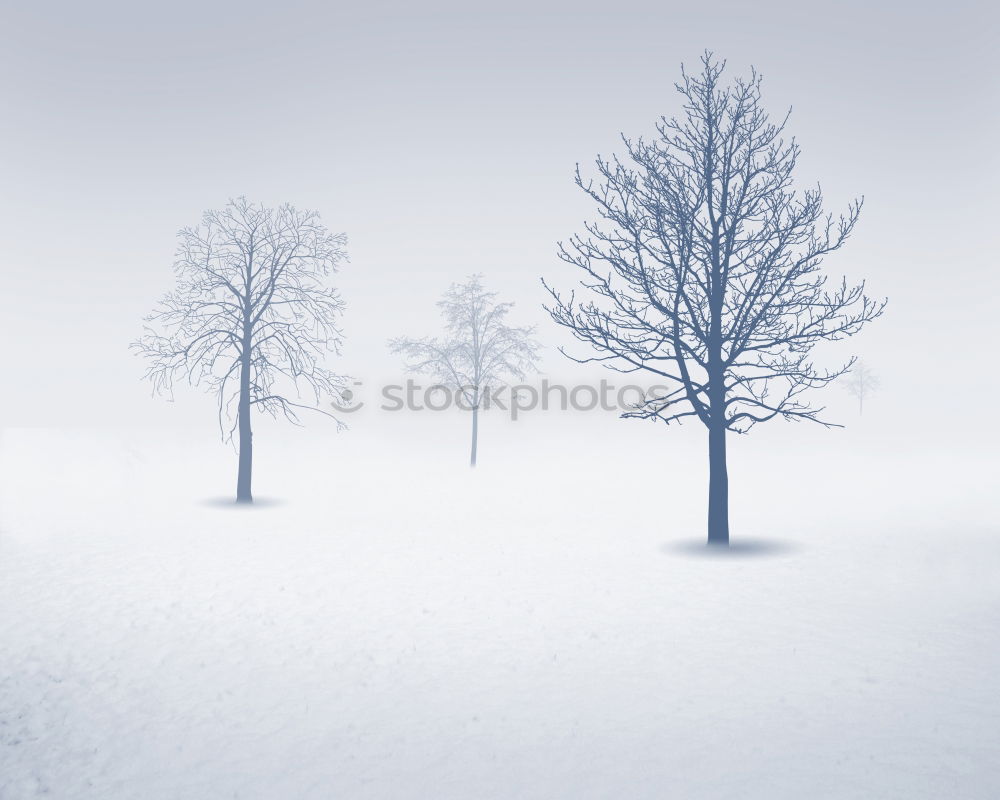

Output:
xmin=544 ymin=53 xmax=885 ymax=546
xmin=135 ymin=198 xmax=348 ymax=503
xmin=390 ymin=275 xmax=539 ymax=466
xmin=843 ymin=361 xmax=880 ymax=415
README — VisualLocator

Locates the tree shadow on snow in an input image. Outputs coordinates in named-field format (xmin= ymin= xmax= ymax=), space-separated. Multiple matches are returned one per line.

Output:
xmin=201 ymin=497 xmax=286 ymax=509
xmin=663 ymin=538 xmax=798 ymax=559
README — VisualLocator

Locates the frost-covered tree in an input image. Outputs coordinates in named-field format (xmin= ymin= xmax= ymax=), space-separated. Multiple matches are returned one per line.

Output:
xmin=134 ymin=198 xmax=348 ymax=503
xmin=390 ymin=275 xmax=539 ymax=466
xmin=544 ymin=54 xmax=885 ymax=546
xmin=843 ymin=361 xmax=880 ymax=415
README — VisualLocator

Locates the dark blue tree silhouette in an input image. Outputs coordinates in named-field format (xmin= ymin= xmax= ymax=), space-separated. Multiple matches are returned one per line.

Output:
xmin=544 ymin=54 xmax=885 ymax=546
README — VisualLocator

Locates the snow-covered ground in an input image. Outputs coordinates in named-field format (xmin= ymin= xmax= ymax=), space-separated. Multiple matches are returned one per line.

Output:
xmin=1 ymin=422 xmax=998 ymax=799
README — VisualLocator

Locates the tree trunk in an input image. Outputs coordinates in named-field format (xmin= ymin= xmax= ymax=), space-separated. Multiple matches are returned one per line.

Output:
xmin=707 ymin=422 xmax=729 ymax=546
xmin=470 ymin=404 xmax=479 ymax=468
xmin=236 ymin=353 xmax=253 ymax=504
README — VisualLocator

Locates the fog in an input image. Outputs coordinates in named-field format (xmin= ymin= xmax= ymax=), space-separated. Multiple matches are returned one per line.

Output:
xmin=1 ymin=2 xmax=998 ymax=798
xmin=1 ymin=0 xmax=997 ymax=445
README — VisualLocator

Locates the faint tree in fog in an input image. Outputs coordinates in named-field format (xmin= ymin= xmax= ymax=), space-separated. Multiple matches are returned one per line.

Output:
xmin=390 ymin=275 xmax=540 ymax=467
xmin=544 ymin=53 xmax=885 ymax=547
xmin=843 ymin=361 xmax=879 ymax=415
xmin=134 ymin=198 xmax=348 ymax=503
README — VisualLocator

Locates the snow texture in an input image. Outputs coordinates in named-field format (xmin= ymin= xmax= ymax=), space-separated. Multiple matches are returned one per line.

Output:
xmin=1 ymin=425 xmax=998 ymax=799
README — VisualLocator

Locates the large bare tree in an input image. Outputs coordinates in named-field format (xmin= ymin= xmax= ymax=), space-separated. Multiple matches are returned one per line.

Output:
xmin=544 ymin=54 xmax=885 ymax=546
xmin=390 ymin=275 xmax=540 ymax=466
xmin=135 ymin=198 xmax=348 ymax=503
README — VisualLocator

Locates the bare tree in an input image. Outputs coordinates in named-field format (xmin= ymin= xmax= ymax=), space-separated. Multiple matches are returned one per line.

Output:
xmin=843 ymin=361 xmax=880 ymax=415
xmin=134 ymin=198 xmax=348 ymax=503
xmin=390 ymin=275 xmax=540 ymax=466
xmin=543 ymin=53 xmax=885 ymax=546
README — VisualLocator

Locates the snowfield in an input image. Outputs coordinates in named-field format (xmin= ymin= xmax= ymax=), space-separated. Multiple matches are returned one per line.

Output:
xmin=1 ymin=423 xmax=998 ymax=799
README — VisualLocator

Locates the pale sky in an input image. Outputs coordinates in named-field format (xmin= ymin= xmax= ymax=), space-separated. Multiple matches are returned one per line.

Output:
xmin=1 ymin=0 xmax=996 ymax=444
